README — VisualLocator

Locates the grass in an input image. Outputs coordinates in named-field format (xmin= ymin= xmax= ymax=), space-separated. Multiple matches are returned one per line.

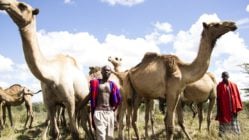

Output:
xmin=0 ymin=102 xmax=249 ymax=140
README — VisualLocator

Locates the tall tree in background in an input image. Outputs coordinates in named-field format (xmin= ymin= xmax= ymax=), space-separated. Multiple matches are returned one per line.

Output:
xmin=240 ymin=63 xmax=249 ymax=96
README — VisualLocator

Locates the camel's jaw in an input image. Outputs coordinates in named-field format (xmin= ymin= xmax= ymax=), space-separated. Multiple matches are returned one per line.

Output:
xmin=225 ymin=21 xmax=237 ymax=31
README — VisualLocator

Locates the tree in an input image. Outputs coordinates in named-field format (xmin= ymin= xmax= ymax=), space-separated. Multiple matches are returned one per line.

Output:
xmin=240 ymin=63 xmax=249 ymax=96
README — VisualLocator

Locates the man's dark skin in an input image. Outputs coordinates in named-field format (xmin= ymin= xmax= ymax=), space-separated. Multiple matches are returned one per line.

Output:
xmin=95 ymin=65 xmax=113 ymax=110
xmin=222 ymin=72 xmax=229 ymax=84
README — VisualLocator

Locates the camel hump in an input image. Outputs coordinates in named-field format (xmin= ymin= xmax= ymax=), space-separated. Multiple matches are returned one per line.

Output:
xmin=142 ymin=52 xmax=159 ymax=62
xmin=206 ymin=72 xmax=217 ymax=84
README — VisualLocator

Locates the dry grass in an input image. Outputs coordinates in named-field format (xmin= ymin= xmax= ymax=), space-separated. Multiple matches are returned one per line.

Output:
xmin=0 ymin=102 xmax=249 ymax=140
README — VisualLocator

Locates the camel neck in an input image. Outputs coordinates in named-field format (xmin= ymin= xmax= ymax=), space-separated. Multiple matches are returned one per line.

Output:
xmin=181 ymin=33 xmax=215 ymax=84
xmin=19 ymin=19 xmax=51 ymax=83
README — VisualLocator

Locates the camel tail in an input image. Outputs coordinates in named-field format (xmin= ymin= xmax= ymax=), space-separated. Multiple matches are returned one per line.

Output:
xmin=34 ymin=89 xmax=42 ymax=94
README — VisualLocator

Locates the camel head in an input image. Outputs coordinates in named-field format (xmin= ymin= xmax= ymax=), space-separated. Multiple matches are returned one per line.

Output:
xmin=88 ymin=66 xmax=102 ymax=79
xmin=22 ymin=87 xmax=34 ymax=96
xmin=0 ymin=0 xmax=39 ymax=29
xmin=202 ymin=21 xmax=237 ymax=45
xmin=108 ymin=56 xmax=122 ymax=68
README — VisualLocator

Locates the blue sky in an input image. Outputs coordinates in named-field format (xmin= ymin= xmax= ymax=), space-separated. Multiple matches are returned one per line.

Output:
xmin=0 ymin=0 xmax=249 ymax=102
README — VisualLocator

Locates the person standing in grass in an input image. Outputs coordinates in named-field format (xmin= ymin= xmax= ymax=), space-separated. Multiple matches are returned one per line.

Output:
xmin=90 ymin=65 xmax=121 ymax=140
xmin=216 ymin=71 xmax=243 ymax=136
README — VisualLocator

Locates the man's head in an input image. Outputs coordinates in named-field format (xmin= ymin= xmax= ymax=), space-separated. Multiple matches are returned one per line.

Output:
xmin=221 ymin=71 xmax=229 ymax=83
xmin=101 ymin=65 xmax=111 ymax=80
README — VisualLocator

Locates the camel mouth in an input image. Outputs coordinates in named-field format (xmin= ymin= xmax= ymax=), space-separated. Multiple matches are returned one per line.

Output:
xmin=231 ymin=25 xmax=237 ymax=31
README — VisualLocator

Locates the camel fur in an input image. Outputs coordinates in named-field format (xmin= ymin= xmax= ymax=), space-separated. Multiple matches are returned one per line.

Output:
xmin=0 ymin=0 xmax=89 ymax=139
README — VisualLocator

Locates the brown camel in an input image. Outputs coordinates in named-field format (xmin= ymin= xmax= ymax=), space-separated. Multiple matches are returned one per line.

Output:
xmin=159 ymin=72 xmax=217 ymax=137
xmin=177 ymin=72 xmax=217 ymax=134
xmin=108 ymin=56 xmax=155 ymax=139
xmin=0 ymin=84 xmax=41 ymax=129
xmin=113 ymin=21 xmax=237 ymax=140
xmin=0 ymin=0 xmax=89 ymax=139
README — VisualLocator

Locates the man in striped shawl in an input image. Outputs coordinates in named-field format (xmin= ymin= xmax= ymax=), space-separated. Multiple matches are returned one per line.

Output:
xmin=216 ymin=71 xmax=243 ymax=137
xmin=90 ymin=65 xmax=121 ymax=140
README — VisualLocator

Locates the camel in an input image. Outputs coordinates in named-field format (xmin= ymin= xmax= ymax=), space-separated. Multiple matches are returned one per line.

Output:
xmin=0 ymin=0 xmax=89 ymax=139
xmin=108 ymin=56 xmax=155 ymax=139
xmin=178 ymin=72 xmax=217 ymax=132
xmin=0 ymin=84 xmax=41 ymax=129
xmin=112 ymin=21 xmax=237 ymax=140
xmin=160 ymin=72 xmax=217 ymax=138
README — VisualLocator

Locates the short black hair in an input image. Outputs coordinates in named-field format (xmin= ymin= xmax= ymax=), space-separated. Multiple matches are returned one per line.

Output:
xmin=221 ymin=71 xmax=229 ymax=78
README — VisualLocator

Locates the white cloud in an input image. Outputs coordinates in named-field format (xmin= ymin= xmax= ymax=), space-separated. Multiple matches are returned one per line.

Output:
xmin=101 ymin=0 xmax=144 ymax=7
xmin=246 ymin=4 xmax=249 ymax=12
xmin=37 ymin=30 xmax=160 ymax=72
xmin=64 ymin=0 xmax=74 ymax=4
xmin=154 ymin=22 xmax=173 ymax=33
xmin=0 ymin=55 xmax=14 ymax=72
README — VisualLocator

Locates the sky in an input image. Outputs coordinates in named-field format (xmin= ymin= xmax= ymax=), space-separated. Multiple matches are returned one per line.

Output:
xmin=0 ymin=0 xmax=249 ymax=102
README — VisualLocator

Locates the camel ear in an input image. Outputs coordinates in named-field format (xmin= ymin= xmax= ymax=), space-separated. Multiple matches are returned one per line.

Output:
xmin=32 ymin=8 xmax=39 ymax=15
xmin=203 ymin=22 xmax=208 ymax=28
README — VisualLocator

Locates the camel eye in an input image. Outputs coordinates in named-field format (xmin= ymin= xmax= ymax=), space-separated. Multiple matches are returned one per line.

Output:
xmin=115 ymin=57 xmax=118 ymax=60
xmin=18 ymin=3 xmax=27 ymax=11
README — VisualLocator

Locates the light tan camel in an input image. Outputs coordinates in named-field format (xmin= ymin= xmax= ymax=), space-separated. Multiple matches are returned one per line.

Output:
xmin=0 ymin=0 xmax=89 ymax=139
xmin=0 ymin=84 xmax=41 ymax=129
xmin=113 ymin=21 xmax=237 ymax=140
xmin=108 ymin=56 xmax=155 ymax=139
xmin=178 ymin=72 xmax=217 ymax=132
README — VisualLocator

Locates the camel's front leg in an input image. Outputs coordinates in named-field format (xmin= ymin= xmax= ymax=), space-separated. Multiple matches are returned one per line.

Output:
xmin=65 ymin=100 xmax=79 ymax=140
xmin=132 ymin=96 xmax=142 ymax=139
xmin=7 ymin=106 xmax=14 ymax=128
xmin=117 ymin=100 xmax=126 ymax=140
xmin=47 ymin=104 xmax=60 ymax=139
xmin=197 ymin=103 xmax=203 ymax=131
xmin=165 ymin=91 xmax=181 ymax=140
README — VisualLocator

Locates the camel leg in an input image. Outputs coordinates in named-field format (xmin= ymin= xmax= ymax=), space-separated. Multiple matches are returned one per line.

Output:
xmin=144 ymin=99 xmax=154 ymax=139
xmin=132 ymin=96 xmax=141 ymax=139
xmin=0 ymin=102 xmax=3 ymax=129
xmin=65 ymin=101 xmax=79 ymax=140
xmin=176 ymin=100 xmax=191 ymax=140
xmin=165 ymin=90 xmax=181 ymax=140
xmin=47 ymin=104 xmax=60 ymax=139
xmin=24 ymin=104 xmax=30 ymax=129
xmin=150 ymin=100 xmax=155 ymax=137
xmin=126 ymin=99 xmax=133 ymax=140
xmin=144 ymin=99 xmax=150 ymax=138
xmin=118 ymin=101 xmax=126 ymax=139
xmin=197 ymin=103 xmax=203 ymax=131
xmin=2 ymin=105 xmax=6 ymax=127
xmin=7 ymin=106 xmax=14 ymax=128
xmin=207 ymin=98 xmax=215 ymax=131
